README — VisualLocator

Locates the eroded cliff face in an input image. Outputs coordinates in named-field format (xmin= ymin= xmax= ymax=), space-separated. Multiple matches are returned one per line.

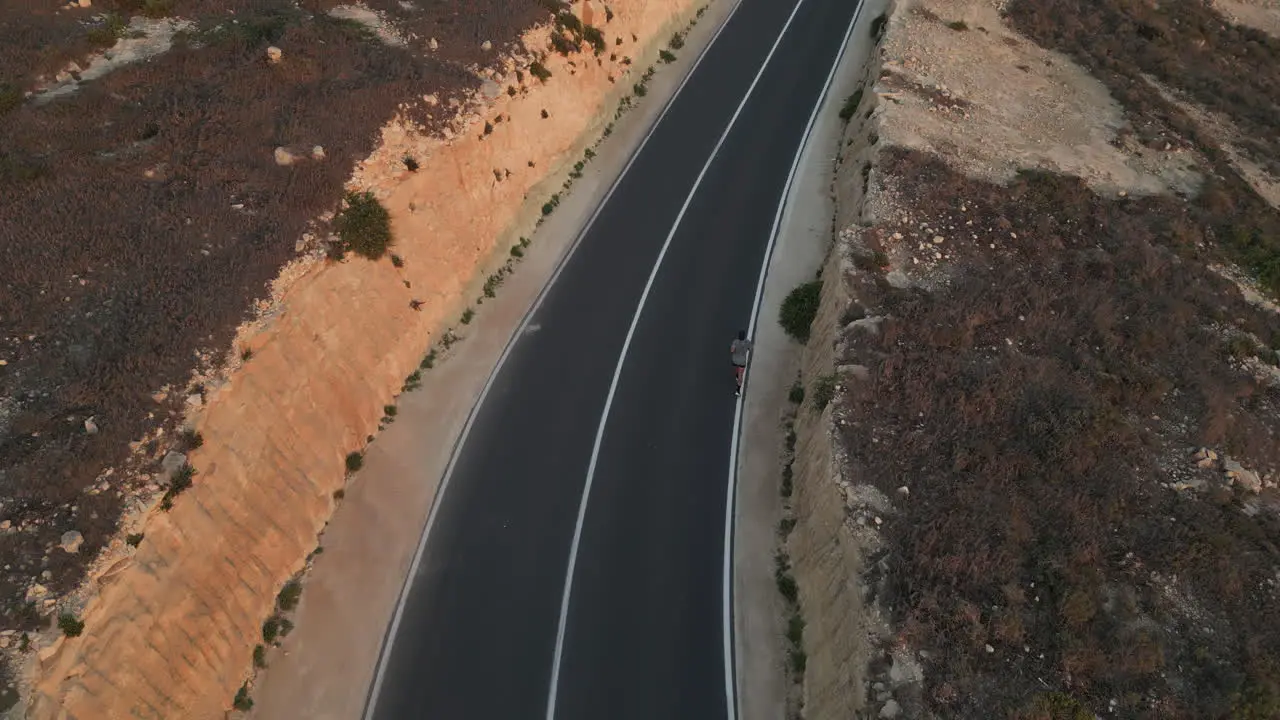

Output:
xmin=24 ymin=1 xmax=705 ymax=716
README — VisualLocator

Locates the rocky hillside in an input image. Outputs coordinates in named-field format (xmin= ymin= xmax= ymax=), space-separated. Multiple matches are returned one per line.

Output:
xmin=0 ymin=0 xmax=684 ymax=714
xmin=790 ymin=0 xmax=1280 ymax=717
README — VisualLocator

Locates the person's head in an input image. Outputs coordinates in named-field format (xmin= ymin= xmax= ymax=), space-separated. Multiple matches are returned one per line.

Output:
xmin=737 ymin=330 xmax=746 ymax=341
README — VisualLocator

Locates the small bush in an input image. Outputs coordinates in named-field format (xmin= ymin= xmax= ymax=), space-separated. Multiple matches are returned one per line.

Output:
xmin=582 ymin=25 xmax=606 ymax=53
xmin=778 ymin=517 xmax=796 ymax=536
xmin=460 ymin=307 xmax=475 ymax=325
xmin=811 ymin=374 xmax=837 ymax=412
xmin=160 ymin=463 xmax=196 ymax=510
xmin=253 ymin=644 xmax=267 ymax=668
xmin=775 ymin=567 xmax=798 ymax=603
xmin=781 ymin=465 xmax=793 ymax=498
xmin=87 ymin=13 xmax=128 ymax=47
xmin=788 ymin=381 xmax=805 ymax=404
xmin=336 ymin=192 xmax=392 ymax=261
xmin=633 ymin=82 xmax=648 ymax=97
xmin=421 ymin=350 xmax=438 ymax=369
xmin=262 ymin=616 xmax=281 ymax=645
xmin=550 ymin=32 xmax=577 ymax=55
xmin=947 ymin=20 xmax=970 ymax=30
xmin=669 ymin=31 xmax=686 ymax=49
xmin=870 ymin=12 xmax=888 ymax=39
xmin=180 ymin=428 xmax=204 ymax=450
xmin=276 ymin=581 xmax=303 ymax=612
xmin=511 ymin=244 xmax=525 ymax=258
xmin=788 ymin=647 xmax=807 ymax=674
xmin=659 ymin=49 xmax=677 ymax=63
xmin=779 ymin=280 xmax=823 ymax=343
xmin=390 ymin=254 xmax=404 ymax=269
xmin=233 ymin=684 xmax=253 ymax=711
xmin=58 ymin=614 xmax=85 ymax=637
xmin=240 ymin=347 xmax=253 ymax=362
xmin=345 ymin=452 xmax=364 ymax=473
xmin=280 ymin=618 xmax=295 ymax=637
xmin=332 ymin=488 xmax=345 ymax=500
xmin=383 ymin=405 xmax=398 ymax=418
xmin=839 ymin=88 xmax=864 ymax=122
xmin=786 ymin=613 xmax=805 ymax=646
xmin=126 ymin=533 xmax=144 ymax=547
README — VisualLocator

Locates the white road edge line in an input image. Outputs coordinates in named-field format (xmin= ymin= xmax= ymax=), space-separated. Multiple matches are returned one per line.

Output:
xmin=724 ymin=1 xmax=866 ymax=718
xmin=543 ymin=1 xmax=810 ymax=718
xmin=360 ymin=1 xmax=746 ymax=716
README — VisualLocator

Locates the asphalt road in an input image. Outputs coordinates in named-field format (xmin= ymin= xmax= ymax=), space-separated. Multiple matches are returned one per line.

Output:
xmin=367 ymin=0 xmax=862 ymax=717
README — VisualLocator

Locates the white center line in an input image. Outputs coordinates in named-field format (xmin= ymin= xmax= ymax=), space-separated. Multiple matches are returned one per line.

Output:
xmin=543 ymin=1 xmax=811 ymax=718
xmin=360 ymin=0 xmax=746 ymax=715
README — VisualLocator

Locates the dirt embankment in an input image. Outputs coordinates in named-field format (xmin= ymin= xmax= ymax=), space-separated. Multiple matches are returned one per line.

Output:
xmin=0 ymin=0 xmax=704 ymax=716
xmin=792 ymin=0 xmax=1280 ymax=717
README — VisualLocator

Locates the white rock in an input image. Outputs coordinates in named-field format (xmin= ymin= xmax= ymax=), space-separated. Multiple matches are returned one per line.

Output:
xmin=879 ymin=699 xmax=901 ymax=719
xmin=428 ymin=37 xmax=439 ymax=50
xmin=266 ymin=46 xmax=283 ymax=64
xmin=60 ymin=531 xmax=84 ymax=554
xmin=311 ymin=145 xmax=325 ymax=160
xmin=274 ymin=147 xmax=299 ymax=166
xmin=985 ymin=643 xmax=995 ymax=653
xmin=896 ymin=486 xmax=909 ymax=496
xmin=84 ymin=417 xmax=98 ymax=435
xmin=932 ymin=236 xmax=944 ymax=244
xmin=25 ymin=584 xmax=47 ymax=602
xmin=160 ymin=451 xmax=187 ymax=478
xmin=481 ymin=40 xmax=492 ymax=51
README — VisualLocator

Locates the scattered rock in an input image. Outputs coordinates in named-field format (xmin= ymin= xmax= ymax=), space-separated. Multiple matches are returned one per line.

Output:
xmin=311 ymin=145 xmax=325 ymax=160
xmin=838 ymin=364 xmax=871 ymax=381
xmin=985 ymin=643 xmax=995 ymax=653
xmin=1224 ymin=458 xmax=1262 ymax=493
xmin=886 ymin=270 xmax=911 ymax=288
xmin=186 ymin=393 xmax=203 ymax=409
xmin=25 ymin=584 xmax=47 ymax=602
xmin=481 ymin=79 xmax=502 ymax=99
xmin=481 ymin=40 xmax=492 ymax=51
xmin=60 ymin=531 xmax=84 ymax=554
xmin=428 ymin=37 xmax=439 ymax=51
xmin=83 ymin=417 xmax=98 ymax=435
xmin=274 ymin=147 xmax=300 ymax=166
xmin=879 ymin=699 xmax=901 ymax=719
xmin=266 ymin=46 xmax=283 ymax=64
xmin=0 ymin=521 xmax=9 ymax=531
xmin=423 ymin=93 xmax=439 ymax=106
xmin=897 ymin=485 xmax=910 ymax=496
xmin=848 ymin=316 xmax=884 ymax=336
xmin=78 ymin=0 xmax=91 ymax=7
xmin=160 ymin=451 xmax=187 ymax=478
xmin=932 ymin=235 xmax=945 ymax=244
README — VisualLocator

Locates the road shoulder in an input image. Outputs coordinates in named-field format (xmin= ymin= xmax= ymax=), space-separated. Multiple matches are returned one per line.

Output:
xmin=732 ymin=2 xmax=888 ymax=717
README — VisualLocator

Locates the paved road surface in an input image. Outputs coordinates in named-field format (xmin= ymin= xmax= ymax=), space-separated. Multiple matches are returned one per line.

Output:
xmin=367 ymin=0 xmax=862 ymax=717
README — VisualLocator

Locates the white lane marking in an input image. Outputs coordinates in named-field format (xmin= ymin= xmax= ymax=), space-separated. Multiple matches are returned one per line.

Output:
xmin=724 ymin=0 xmax=867 ymax=718
xmin=360 ymin=0 xmax=746 ymax=715
xmin=543 ymin=1 xmax=811 ymax=719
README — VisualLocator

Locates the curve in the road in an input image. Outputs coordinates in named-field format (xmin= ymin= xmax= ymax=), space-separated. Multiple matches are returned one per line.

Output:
xmin=364 ymin=0 xmax=866 ymax=717
xmin=541 ymin=0 xmax=811 ymax=718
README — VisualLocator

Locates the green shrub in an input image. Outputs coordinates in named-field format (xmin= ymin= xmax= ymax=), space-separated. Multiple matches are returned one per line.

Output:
xmin=788 ymin=381 xmax=805 ymax=404
xmin=669 ymin=31 xmax=686 ymax=49
xmin=659 ymin=49 xmax=677 ymax=63
xmin=779 ymin=280 xmax=823 ymax=343
xmin=530 ymin=62 xmax=552 ymax=81
xmin=276 ymin=580 xmax=303 ymax=612
xmin=460 ymin=307 xmax=475 ymax=324
xmin=181 ymin=428 xmax=204 ymax=450
xmin=839 ymin=88 xmax=864 ymax=122
xmin=870 ymin=12 xmax=888 ymax=39
xmin=582 ymin=25 xmax=606 ymax=53
xmin=336 ymin=192 xmax=392 ymax=260
xmin=345 ymin=452 xmax=364 ymax=473
xmin=233 ymin=684 xmax=253 ymax=711
xmin=58 ymin=614 xmax=85 ymax=637
xmin=811 ymin=374 xmax=837 ymax=412
xmin=253 ymin=644 xmax=267 ymax=668
xmin=262 ymin=616 xmax=281 ymax=644
xmin=947 ymin=20 xmax=969 ymax=30
xmin=160 ymin=463 xmax=196 ymax=510
xmin=126 ymin=533 xmax=144 ymax=547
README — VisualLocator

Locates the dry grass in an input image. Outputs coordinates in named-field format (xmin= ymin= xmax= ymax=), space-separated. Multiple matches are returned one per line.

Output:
xmin=0 ymin=0 xmax=558 ymax=703
xmin=841 ymin=147 xmax=1280 ymax=718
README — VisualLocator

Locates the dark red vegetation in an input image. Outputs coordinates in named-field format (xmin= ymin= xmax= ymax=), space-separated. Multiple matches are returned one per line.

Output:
xmin=0 ymin=0 xmax=562 ymax=640
xmin=1006 ymin=0 xmax=1280 ymax=294
xmin=841 ymin=147 xmax=1280 ymax=719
